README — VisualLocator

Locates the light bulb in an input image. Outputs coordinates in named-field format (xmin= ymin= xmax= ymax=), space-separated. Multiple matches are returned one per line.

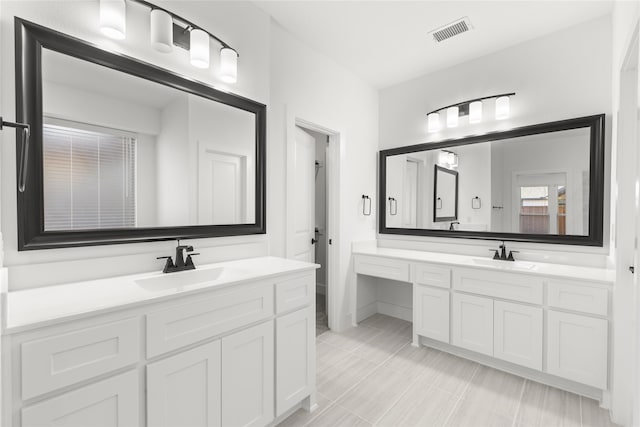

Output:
xmin=190 ymin=29 xmax=210 ymax=68
xmin=469 ymin=101 xmax=482 ymax=123
xmin=427 ymin=112 xmax=441 ymax=133
xmin=150 ymin=9 xmax=173 ymax=53
xmin=495 ymin=96 xmax=510 ymax=120
xmin=100 ymin=0 xmax=126 ymax=40
xmin=447 ymin=106 xmax=459 ymax=128
xmin=219 ymin=47 xmax=238 ymax=83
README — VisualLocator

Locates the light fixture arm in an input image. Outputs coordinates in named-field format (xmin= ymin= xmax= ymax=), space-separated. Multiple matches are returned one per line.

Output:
xmin=426 ymin=92 xmax=515 ymax=116
xmin=128 ymin=0 xmax=238 ymax=54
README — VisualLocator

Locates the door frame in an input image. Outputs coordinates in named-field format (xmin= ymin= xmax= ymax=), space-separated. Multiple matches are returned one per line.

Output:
xmin=285 ymin=107 xmax=341 ymax=332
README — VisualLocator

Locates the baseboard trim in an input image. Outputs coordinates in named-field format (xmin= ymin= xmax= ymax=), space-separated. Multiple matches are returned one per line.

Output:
xmin=377 ymin=301 xmax=412 ymax=322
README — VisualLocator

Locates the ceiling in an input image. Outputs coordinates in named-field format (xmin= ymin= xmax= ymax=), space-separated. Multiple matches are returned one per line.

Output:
xmin=254 ymin=1 xmax=614 ymax=89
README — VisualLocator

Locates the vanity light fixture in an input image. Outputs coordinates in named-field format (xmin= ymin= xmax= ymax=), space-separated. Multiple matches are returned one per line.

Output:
xmin=99 ymin=0 xmax=126 ymax=40
xmin=426 ymin=93 xmax=515 ymax=132
xmin=427 ymin=112 xmax=441 ymax=133
xmin=438 ymin=149 xmax=458 ymax=169
xmin=98 ymin=0 xmax=239 ymax=82
xmin=447 ymin=106 xmax=459 ymax=128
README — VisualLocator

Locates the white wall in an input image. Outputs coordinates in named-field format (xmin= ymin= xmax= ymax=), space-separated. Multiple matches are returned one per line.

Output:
xmin=269 ymin=23 xmax=378 ymax=330
xmin=0 ymin=1 xmax=271 ymax=290
xmin=378 ymin=16 xmax=612 ymax=267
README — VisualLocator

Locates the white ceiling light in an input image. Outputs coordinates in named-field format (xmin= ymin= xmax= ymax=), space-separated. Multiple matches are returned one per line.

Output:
xmin=100 ymin=0 xmax=126 ymax=40
xmin=427 ymin=112 xmax=441 ymax=133
xmin=150 ymin=9 xmax=173 ymax=53
xmin=447 ymin=106 xmax=459 ymax=128
xmin=495 ymin=96 xmax=510 ymax=120
xmin=190 ymin=29 xmax=210 ymax=68
xmin=469 ymin=101 xmax=482 ymax=123
xmin=220 ymin=47 xmax=238 ymax=83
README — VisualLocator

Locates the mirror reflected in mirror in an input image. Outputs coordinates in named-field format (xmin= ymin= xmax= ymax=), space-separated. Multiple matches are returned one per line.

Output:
xmin=380 ymin=115 xmax=604 ymax=246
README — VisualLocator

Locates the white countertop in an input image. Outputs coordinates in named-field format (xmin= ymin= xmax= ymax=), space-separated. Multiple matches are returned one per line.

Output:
xmin=353 ymin=246 xmax=615 ymax=284
xmin=4 ymin=256 xmax=318 ymax=334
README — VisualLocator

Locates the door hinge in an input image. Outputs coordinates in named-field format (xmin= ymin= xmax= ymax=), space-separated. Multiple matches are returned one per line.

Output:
xmin=630 ymin=266 xmax=635 ymax=274
xmin=329 ymin=239 xmax=332 ymax=245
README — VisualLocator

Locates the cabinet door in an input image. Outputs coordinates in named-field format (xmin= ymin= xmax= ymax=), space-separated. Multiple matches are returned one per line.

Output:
xmin=546 ymin=310 xmax=608 ymax=389
xmin=452 ymin=293 xmax=493 ymax=356
xmin=494 ymin=301 xmax=543 ymax=370
xmin=414 ymin=285 xmax=450 ymax=343
xmin=222 ymin=321 xmax=274 ymax=427
xmin=21 ymin=370 xmax=138 ymax=427
xmin=276 ymin=307 xmax=314 ymax=416
xmin=147 ymin=340 xmax=221 ymax=427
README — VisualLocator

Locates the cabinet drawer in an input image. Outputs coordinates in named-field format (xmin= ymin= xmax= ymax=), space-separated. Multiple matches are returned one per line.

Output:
xmin=547 ymin=280 xmax=608 ymax=316
xmin=453 ymin=268 xmax=543 ymax=304
xmin=413 ymin=263 xmax=451 ymax=288
xmin=276 ymin=273 xmax=314 ymax=314
xmin=354 ymin=255 xmax=410 ymax=282
xmin=22 ymin=370 xmax=139 ymax=426
xmin=21 ymin=317 xmax=140 ymax=400
xmin=147 ymin=283 xmax=274 ymax=358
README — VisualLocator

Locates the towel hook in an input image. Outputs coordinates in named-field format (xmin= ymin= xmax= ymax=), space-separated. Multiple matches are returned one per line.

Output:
xmin=0 ymin=117 xmax=30 ymax=192
xmin=362 ymin=195 xmax=372 ymax=216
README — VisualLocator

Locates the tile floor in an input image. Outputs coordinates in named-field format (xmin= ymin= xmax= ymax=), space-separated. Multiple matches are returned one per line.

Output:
xmin=279 ymin=313 xmax=619 ymax=427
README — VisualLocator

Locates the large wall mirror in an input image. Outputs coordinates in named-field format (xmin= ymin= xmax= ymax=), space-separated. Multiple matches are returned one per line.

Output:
xmin=15 ymin=19 xmax=266 ymax=250
xmin=379 ymin=114 xmax=605 ymax=246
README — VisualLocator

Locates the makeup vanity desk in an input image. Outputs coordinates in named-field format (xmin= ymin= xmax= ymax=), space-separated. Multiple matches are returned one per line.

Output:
xmin=352 ymin=245 xmax=615 ymax=402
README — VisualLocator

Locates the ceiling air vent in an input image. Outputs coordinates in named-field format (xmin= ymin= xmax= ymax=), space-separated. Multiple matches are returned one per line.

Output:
xmin=430 ymin=17 xmax=472 ymax=43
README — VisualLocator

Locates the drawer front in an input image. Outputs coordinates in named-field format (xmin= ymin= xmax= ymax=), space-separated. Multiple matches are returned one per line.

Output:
xmin=547 ymin=280 xmax=608 ymax=316
xmin=147 ymin=283 xmax=274 ymax=358
xmin=22 ymin=370 xmax=139 ymax=426
xmin=276 ymin=273 xmax=314 ymax=314
xmin=21 ymin=317 xmax=140 ymax=400
xmin=413 ymin=263 xmax=451 ymax=288
xmin=354 ymin=255 xmax=410 ymax=282
xmin=453 ymin=268 xmax=543 ymax=304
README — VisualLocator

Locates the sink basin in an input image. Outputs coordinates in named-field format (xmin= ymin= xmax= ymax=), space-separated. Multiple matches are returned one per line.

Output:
xmin=135 ymin=266 xmax=247 ymax=290
xmin=469 ymin=258 xmax=538 ymax=271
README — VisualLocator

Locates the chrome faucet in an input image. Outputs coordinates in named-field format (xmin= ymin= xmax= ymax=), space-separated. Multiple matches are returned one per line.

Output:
xmin=157 ymin=240 xmax=200 ymax=273
xmin=489 ymin=241 xmax=518 ymax=261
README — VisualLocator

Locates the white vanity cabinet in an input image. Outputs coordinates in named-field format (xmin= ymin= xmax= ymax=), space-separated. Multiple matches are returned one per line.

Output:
xmin=1 ymin=257 xmax=318 ymax=427
xmin=352 ymin=248 xmax=613 ymax=400
xmin=452 ymin=293 xmax=494 ymax=356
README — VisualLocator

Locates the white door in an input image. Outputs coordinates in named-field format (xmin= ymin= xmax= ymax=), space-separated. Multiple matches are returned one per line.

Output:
xmin=546 ymin=310 xmax=607 ymax=389
xmin=276 ymin=307 xmax=314 ymax=416
xmin=147 ymin=340 xmax=221 ymax=427
xmin=452 ymin=293 xmax=493 ymax=356
xmin=21 ymin=370 xmax=139 ymax=426
xmin=288 ymin=127 xmax=316 ymax=262
xmin=494 ymin=301 xmax=542 ymax=370
xmin=222 ymin=321 xmax=274 ymax=427
xmin=199 ymin=145 xmax=246 ymax=225
xmin=414 ymin=285 xmax=450 ymax=343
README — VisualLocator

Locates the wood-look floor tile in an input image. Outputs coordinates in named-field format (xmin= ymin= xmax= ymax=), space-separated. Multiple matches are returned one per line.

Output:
xmin=581 ymin=397 xmax=621 ymax=427
xmin=316 ymin=341 xmax=351 ymax=377
xmin=445 ymin=366 xmax=524 ymax=426
xmin=339 ymin=365 xmax=416 ymax=424
xmin=354 ymin=330 xmax=410 ymax=365
xmin=317 ymin=353 xmax=378 ymax=401
xmin=376 ymin=378 xmax=459 ymax=427
xmin=428 ymin=352 xmax=479 ymax=396
xmin=381 ymin=343 xmax=444 ymax=375
xmin=276 ymin=393 xmax=333 ymax=427
xmin=306 ymin=404 xmax=371 ymax=427
xmin=317 ymin=325 xmax=382 ymax=352
xmin=360 ymin=314 xmax=412 ymax=338
xmin=515 ymin=380 xmax=581 ymax=427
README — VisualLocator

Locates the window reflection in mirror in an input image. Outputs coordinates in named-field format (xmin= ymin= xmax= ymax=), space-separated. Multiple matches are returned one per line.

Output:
xmin=384 ymin=127 xmax=590 ymax=236
xmin=41 ymin=48 xmax=256 ymax=230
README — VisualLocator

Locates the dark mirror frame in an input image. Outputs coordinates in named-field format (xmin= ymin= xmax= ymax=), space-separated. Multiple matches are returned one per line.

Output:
xmin=15 ymin=18 xmax=266 ymax=250
xmin=379 ymin=114 xmax=605 ymax=246
xmin=433 ymin=165 xmax=458 ymax=222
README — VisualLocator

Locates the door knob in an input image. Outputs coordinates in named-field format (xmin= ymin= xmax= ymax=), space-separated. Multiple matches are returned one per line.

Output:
xmin=311 ymin=238 xmax=318 ymax=245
